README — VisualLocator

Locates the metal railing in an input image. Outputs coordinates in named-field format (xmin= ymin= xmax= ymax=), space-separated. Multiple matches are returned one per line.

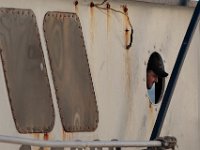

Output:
xmin=0 ymin=134 xmax=162 ymax=148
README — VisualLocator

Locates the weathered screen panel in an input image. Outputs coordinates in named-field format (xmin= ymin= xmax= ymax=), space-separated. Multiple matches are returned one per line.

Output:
xmin=19 ymin=145 xmax=31 ymax=150
xmin=43 ymin=12 xmax=98 ymax=132
xmin=0 ymin=8 xmax=54 ymax=133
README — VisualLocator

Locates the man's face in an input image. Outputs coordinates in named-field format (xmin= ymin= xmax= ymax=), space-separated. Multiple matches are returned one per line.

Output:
xmin=147 ymin=70 xmax=158 ymax=89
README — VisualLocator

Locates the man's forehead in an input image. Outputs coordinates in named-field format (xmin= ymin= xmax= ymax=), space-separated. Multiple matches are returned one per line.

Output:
xmin=148 ymin=70 xmax=157 ymax=76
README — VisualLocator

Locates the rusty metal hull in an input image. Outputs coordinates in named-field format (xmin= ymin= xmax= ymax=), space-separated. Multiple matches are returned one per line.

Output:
xmin=0 ymin=1 xmax=198 ymax=150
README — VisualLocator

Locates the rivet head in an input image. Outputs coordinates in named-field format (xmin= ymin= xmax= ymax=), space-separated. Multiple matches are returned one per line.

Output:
xmin=90 ymin=2 xmax=94 ymax=7
xmin=74 ymin=1 xmax=78 ymax=6
xmin=106 ymin=3 xmax=110 ymax=9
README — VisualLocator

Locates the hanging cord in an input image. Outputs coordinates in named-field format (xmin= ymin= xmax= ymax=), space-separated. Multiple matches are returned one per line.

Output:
xmin=93 ymin=0 xmax=108 ymax=6
xmin=93 ymin=1 xmax=134 ymax=50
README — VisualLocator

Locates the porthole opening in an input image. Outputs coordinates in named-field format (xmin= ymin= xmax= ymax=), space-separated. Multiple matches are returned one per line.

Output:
xmin=146 ymin=52 xmax=168 ymax=104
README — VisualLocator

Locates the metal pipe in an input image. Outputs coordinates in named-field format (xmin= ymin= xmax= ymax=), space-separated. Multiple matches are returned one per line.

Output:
xmin=0 ymin=135 xmax=162 ymax=148
xmin=150 ymin=0 xmax=200 ymax=140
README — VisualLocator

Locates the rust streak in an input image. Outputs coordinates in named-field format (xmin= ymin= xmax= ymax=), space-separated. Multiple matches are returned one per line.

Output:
xmin=122 ymin=5 xmax=128 ymax=13
xmin=122 ymin=5 xmax=132 ymax=131
xmin=148 ymin=102 xmax=156 ymax=131
xmin=149 ymin=103 xmax=154 ymax=113
xmin=90 ymin=2 xmax=95 ymax=48
xmin=63 ymin=131 xmax=73 ymax=140
xmin=125 ymin=28 xmax=129 ymax=48
xmin=33 ymin=133 xmax=40 ymax=139
xmin=62 ymin=130 xmax=66 ymax=140
xmin=44 ymin=133 xmax=49 ymax=141
xmin=74 ymin=0 xmax=78 ymax=6
xmin=125 ymin=52 xmax=131 ymax=97
xmin=106 ymin=2 xmax=110 ymax=9
xmin=74 ymin=1 xmax=79 ymax=14
xmin=122 ymin=6 xmax=129 ymax=50
xmin=122 ymin=50 xmax=133 ymax=138
xmin=90 ymin=2 xmax=95 ymax=7
xmin=106 ymin=3 xmax=111 ymax=37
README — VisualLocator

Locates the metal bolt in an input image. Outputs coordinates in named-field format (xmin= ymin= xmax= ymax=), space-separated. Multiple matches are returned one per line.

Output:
xmin=106 ymin=3 xmax=110 ymax=9
xmin=74 ymin=0 xmax=78 ymax=6
xmin=123 ymin=5 xmax=128 ymax=13
xmin=125 ymin=28 xmax=129 ymax=32
xmin=90 ymin=2 xmax=94 ymax=7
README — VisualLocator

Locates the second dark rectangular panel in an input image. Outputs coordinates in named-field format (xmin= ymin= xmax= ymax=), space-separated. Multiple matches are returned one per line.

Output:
xmin=43 ymin=12 xmax=99 ymax=132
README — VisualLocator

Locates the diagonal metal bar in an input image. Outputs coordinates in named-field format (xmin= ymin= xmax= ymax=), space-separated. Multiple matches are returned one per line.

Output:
xmin=150 ymin=1 xmax=200 ymax=140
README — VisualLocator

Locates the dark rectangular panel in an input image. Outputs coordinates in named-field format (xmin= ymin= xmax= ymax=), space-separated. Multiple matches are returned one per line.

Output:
xmin=43 ymin=12 xmax=98 ymax=132
xmin=0 ymin=8 xmax=54 ymax=133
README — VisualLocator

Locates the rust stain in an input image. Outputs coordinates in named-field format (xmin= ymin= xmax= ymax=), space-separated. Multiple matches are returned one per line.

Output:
xmin=121 ymin=5 xmax=133 ymax=50
xmin=122 ymin=51 xmax=134 ymax=138
xmin=62 ymin=130 xmax=66 ymax=140
xmin=90 ymin=2 xmax=95 ymax=49
xmin=125 ymin=28 xmax=129 ymax=48
xmin=106 ymin=2 xmax=111 ymax=38
xmin=74 ymin=1 xmax=79 ymax=14
xmin=123 ymin=5 xmax=131 ymax=93
xmin=44 ymin=133 xmax=49 ymax=140
xmin=63 ymin=130 xmax=73 ymax=140
xmin=125 ymin=53 xmax=131 ymax=93
xmin=63 ymin=131 xmax=73 ymax=140
xmin=33 ymin=133 xmax=40 ymax=139
xmin=43 ymin=133 xmax=52 ymax=150
xmin=147 ymin=102 xmax=156 ymax=133
xmin=149 ymin=102 xmax=154 ymax=113
xmin=122 ymin=6 xmax=129 ymax=49
xmin=122 ymin=5 xmax=128 ymax=13
xmin=90 ymin=2 xmax=95 ymax=7
xmin=123 ymin=5 xmax=132 ymax=135
xmin=125 ymin=52 xmax=131 ymax=89
xmin=32 ymin=134 xmax=40 ymax=150
xmin=148 ymin=99 xmax=154 ymax=116
xmin=149 ymin=100 xmax=152 ymax=109
xmin=74 ymin=0 xmax=78 ymax=6
xmin=106 ymin=2 xmax=110 ymax=9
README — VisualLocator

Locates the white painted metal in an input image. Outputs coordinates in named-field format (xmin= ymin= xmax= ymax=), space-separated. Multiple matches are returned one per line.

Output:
xmin=0 ymin=135 xmax=162 ymax=148
xmin=0 ymin=0 xmax=198 ymax=150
